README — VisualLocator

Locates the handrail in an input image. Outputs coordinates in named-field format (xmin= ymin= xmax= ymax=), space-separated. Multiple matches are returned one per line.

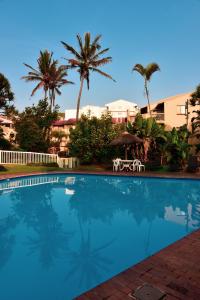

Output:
xmin=0 ymin=150 xmax=79 ymax=169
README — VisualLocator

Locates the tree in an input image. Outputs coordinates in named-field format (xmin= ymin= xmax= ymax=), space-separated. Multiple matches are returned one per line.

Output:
xmin=165 ymin=125 xmax=190 ymax=171
xmin=132 ymin=63 xmax=160 ymax=117
xmin=15 ymin=99 xmax=59 ymax=152
xmin=4 ymin=105 xmax=19 ymax=119
xmin=51 ymin=130 xmax=68 ymax=149
xmin=190 ymin=84 xmax=200 ymax=143
xmin=128 ymin=114 xmax=166 ymax=162
xmin=0 ymin=73 xmax=14 ymax=112
xmin=22 ymin=50 xmax=73 ymax=109
xmin=0 ymin=128 xmax=12 ymax=150
xmin=61 ymin=32 xmax=115 ymax=122
xmin=69 ymin=114 xmax=123 ymax=163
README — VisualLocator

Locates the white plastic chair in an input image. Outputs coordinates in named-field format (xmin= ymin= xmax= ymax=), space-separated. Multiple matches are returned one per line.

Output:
xmin=113 ymin=158 xmax=121 ymax=172
xmin=133 ymin=159 xmax=145 ymax=172
xmin=131 ymin=160 xmax=137 ymax=172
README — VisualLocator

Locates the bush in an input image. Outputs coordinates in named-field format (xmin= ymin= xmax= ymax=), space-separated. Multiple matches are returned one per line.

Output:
xmin=187 ymin=155 xmax=200 ymax=173
xmin=0 ymin=165 xmax=7 ymax=172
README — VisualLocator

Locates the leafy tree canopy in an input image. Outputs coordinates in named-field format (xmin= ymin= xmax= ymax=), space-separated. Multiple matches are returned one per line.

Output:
xmin=0 ymin=128 xmax=12 ymax=150
xmin=165 ymin=125 xmax=190 ymax=170
xmin=15 ymin=99 xmax=59 ymax=152
xmin=190 ymin=84 xmax=200 ymax=141
xmin=69 ymin=114 xmax=124 ymax=163
xmin=0 ymin=73 xmax=14 ymax=112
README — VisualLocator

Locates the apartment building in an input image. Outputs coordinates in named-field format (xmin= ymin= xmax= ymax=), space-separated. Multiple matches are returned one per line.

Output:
xmin=52 ymin=99 xmax=139 ymax=152
xmin=65 ymin=99 xmax=139 ymax=123
xmin=140 ymin=92 xmax=199 ymax=130
xmin=0 ymin=116 xmax=16 ymax=142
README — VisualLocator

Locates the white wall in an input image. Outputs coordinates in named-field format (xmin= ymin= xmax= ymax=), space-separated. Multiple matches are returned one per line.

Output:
xmin=65 ymin=99 xmax=139 ymax=120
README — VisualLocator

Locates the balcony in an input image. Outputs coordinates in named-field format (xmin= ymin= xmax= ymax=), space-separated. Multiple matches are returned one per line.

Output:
xmin=151 ymin=112 xmax=165 ymax=121
xmin=140 ymin=112 xmax=165 ymax=122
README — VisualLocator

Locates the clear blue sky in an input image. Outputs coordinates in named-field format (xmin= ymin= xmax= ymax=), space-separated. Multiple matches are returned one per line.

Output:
xmin=0 ymin=0 xmax=199 ymax=111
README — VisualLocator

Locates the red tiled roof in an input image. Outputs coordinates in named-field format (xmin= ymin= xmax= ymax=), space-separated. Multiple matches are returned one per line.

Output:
xmin=53 ymin=118 xmax=128 ymax=126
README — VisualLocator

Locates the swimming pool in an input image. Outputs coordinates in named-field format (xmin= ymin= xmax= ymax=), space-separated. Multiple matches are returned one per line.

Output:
xmin=0 ymin=174 xmax=200 ymax=299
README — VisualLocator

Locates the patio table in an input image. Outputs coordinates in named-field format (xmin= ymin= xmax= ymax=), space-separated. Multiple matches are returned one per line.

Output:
xmin=119 ymin=160 xmax=134 ymax=171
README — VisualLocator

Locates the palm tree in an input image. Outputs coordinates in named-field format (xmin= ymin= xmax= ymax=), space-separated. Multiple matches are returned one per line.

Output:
xmin=132 ymin=63 xmax=160 ymax=117
xmin=61 ymin=32 xmax=115 ymax=122
xmin=22 ymin=50 xmax=73 ymax=109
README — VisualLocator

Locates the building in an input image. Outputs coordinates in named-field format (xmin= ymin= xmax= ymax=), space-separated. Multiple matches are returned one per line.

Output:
xmin=0 ymin=116 xmax=16 ymax=142
xmin=65 ymin=99 xmax=139 ymax=123
xmin=140 ymin=92 xmax=199 ymax=130
xmin=105 ymin=99 xmax=138 ymax=123
xmin=65 ymin=105 xmax=105 ymax=120
xmin=51 ymin=119 xmax=76 ymax=153
xmin=52 ymin=99 xmax=139 ymax=153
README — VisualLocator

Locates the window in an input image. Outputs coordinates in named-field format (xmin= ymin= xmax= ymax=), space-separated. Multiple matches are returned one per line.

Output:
xmin=177 ymin=105 xmax=186 ymax=115
xmin=141 ymin=106 xmax=148 ymax=114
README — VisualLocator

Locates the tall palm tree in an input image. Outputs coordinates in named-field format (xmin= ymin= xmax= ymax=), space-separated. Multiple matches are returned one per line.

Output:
xmin=132 ymin=63 xmax=160 ymax=117
xmin=61 ymin=32 xmax=115 ymax=122
xmin=22 ymin=50 xmax=73 ymax=109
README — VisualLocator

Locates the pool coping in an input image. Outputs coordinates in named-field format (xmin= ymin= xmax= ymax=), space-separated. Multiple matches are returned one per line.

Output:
xmin=0 ymin=169 xmax=200 ymax=182
xmin=1 ymin=170 xmax=200 ymax=300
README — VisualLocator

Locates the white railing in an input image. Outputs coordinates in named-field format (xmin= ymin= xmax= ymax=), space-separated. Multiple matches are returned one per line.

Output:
xmin=57 ymin=157 xmax=79 ymax=168
xmin=0 ymin=176 xmax=59 ymax=191
xmin=0 ymin=150 xmax=58 ymax=165
xmin=0 ymin=150 xmax=79 ymax=169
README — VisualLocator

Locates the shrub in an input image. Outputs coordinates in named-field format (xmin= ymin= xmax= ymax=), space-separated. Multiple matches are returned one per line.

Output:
xmin=0 ymin=165 xmax=7 ymax=172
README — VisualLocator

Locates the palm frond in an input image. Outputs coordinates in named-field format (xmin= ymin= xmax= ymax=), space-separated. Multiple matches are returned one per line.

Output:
xmin=31 ymin=82 xmax=45 ymax=96
xmin=132 ymin=64 xmax=145 ymax=76
xmin=61 ymin=41 xmax=82 ymax=60
xmin=91 ymin=57 xmax=112 ymax=67
xmin=23 ymin=63 xmax=39 ymax=73
xmin=91 ymin=48 xmax=109 ymax=60
xmin=84 ymin=32 xmax=91 ymax=54
xmin=89 ymin=67 xmax=115 ymax=81
xmin=145 ymin=63 xmax=160 ymax=81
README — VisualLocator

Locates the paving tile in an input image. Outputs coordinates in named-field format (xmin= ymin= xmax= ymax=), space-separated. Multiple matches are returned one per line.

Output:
xmin=77 ymin=230 xmax=200 ymax=300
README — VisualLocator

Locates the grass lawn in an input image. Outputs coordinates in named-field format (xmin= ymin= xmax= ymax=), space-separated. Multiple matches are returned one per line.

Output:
xmin=0 ymin=164 xmax=63 ymax=175
xmin=0 ymin=163 xmax=172 ymax=176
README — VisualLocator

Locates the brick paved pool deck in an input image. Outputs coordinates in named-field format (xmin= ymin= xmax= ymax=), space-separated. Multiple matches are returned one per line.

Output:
xmin=1 ymin=170 xmax=200 ymax=300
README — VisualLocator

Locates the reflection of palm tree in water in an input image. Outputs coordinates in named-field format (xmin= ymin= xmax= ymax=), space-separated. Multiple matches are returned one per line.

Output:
xmin=0 ymin=215 xmax=18 ymax=269
xmin=26 ymin=205 xmax=72 ymax=269
xmin=65 ymin=219 xmax=114 ymax=289
xmin=11 ymin=183 xmax=72 ymax=269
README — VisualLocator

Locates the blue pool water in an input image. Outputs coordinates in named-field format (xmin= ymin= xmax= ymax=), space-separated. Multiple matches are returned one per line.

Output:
xmin=0 ymin=174 xmax=200 ymax=299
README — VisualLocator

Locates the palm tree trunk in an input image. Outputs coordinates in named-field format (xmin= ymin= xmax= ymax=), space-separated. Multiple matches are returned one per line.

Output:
xmin=143 ymin=138 xmax=150 ymax=162
xmin=76 ymin=76 xmax=84 ymax=122
xmin=145 ymin=80 xmax=152 ymax=117
xmin=49 ymin=90 xmax=53 ymax=111
xmin=52 ymin=89 xmax=55 ymax=108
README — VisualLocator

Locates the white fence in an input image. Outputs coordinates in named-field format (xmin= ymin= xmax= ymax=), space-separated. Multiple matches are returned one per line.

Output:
xmin=0 ymin=150 xmax=79 ymax=169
